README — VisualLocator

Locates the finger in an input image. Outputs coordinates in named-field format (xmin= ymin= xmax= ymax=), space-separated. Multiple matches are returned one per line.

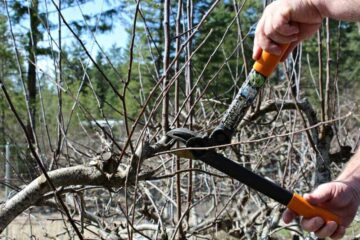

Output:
xmin=315 ymin=221 xmax=338 ymax=239
xmin=280 ymin=41 xmax=299 ymax=62
xmin=301 ymin=217 xmax=325 ymax=232
xmin=252 ymin=45 xmax=262 ymax=60
xmin=304 ymin=184 xmax=333 ymax=205
xmin=254 ymin=16 xmax=282 ymax=56
xmin=253 ymin=17 xmax=265 ymax=60
xmin=272 ymin=7 xmax=299 ymax=36
xmin=274 ymin=22 xmax=299 ymax=36
xmin=255 ymin=30 xmax=282 ymax=56
xmin=252 ymin=31 xmax=262 ymax=60
xmin=264 ymin=18 xmax=298 ymax=44
xmin=330 ymin=226 xmax=346 ymax=240
xmin=282 ymin=209 xmax=297 ymax=223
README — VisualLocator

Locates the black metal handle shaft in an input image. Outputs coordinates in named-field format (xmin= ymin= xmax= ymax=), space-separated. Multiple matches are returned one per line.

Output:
xmin=197 ymin=150 xmax=293 ymax=206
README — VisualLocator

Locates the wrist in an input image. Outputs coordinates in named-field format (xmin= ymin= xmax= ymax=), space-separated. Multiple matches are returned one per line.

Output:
xmin=336 ymin=168 xmax=360 ymax=189
xmin=336 ymin=176 xmax=360 ymax=193
xmin=336 ymin=149 xmax=360 ymax=201
xmin=336 ymin=148 xmax=360 ymax=194
xmin=334 ymin=178 xmax=360 ymax=205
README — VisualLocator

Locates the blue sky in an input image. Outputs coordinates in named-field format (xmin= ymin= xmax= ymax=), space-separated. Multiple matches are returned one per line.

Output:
xmin=48 ymin=0 xmax=128 ymax=51
xmin=35 ymin=0 xmax=129 ymax=74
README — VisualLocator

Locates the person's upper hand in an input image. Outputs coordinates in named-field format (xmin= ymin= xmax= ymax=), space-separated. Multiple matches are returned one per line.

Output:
xmin=253 ymin=0 xmax=324 ymax=61
xmin=283 ymin=181 xmax=360 ymax=239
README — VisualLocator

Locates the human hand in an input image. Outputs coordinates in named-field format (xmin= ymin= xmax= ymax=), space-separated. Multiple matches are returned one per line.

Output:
xmin=253 ymin=0 xmax=323 ymax=61
xmin=283 ymin=181 xmax=360 ymax=239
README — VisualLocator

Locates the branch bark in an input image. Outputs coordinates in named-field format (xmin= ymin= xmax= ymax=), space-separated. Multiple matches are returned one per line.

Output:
xmin=0 ymin=123 xmax=177 ymax=232
xmin=162 ymin=0 xmax=171 ymax=133
xmin=0 ymin=165 xmax=128 ymax=232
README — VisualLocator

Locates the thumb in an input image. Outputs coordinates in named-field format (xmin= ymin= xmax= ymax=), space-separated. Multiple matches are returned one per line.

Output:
xmin=304 ymin=183 xmax=334 ymax=205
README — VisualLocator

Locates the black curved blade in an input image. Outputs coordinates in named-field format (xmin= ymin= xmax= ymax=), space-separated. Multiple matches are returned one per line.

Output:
xmin=166 ymin=128 xmax=199 ymax=144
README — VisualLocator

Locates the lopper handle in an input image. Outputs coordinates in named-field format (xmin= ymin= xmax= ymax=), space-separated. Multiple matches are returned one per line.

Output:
xmin=253 ymin=44 xmax=290 ymax=77
xmin=287 ymin=193 xmax=341 ymax=224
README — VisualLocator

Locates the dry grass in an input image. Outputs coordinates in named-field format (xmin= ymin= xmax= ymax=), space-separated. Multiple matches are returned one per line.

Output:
xmin=0 ymin=212 xmax=100 ymax=240
xmin=1 ymin=188 xmax=360 ymax=239
xmin=2 ymin=212 xmax=360 ymax=239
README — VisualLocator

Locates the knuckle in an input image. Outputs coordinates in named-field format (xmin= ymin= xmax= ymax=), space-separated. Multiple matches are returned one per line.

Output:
xmin=301 ymin=220 xmax=313 ymax=231
xmin=314 ymin=217 xmax=325 ymax=227
xmin=301 ymin=217 xmax=324 ymax=232
xmin=316 ymin=233 xmax=327 ymax=239
xmin=257 ymin=36 xmax=269 ymax=49
xmin=280 ymin=5 xmax=291 ymax=18
xmin=316 ymin=229 xmax=332 ymax=239
xmin=316 ymin=223 xmax=337 ymax=239
xmin=261 ymin=44 xmax=272 ymax=53
xmin=263 ymin=27 xmax=272 ymax=37
xmin=316 ymin=230 xmax=328 ymax=238
xmin=273 ymin=21 xmax=283 ymax=32
xmin=306 ymin=225 xmax=317 ymax=232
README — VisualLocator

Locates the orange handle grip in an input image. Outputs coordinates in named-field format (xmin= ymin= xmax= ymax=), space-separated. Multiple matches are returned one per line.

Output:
xmin=253 ymin=44 xmax=290 ymax=77
xmin=287 ymin=193 xmax=341 ymax=224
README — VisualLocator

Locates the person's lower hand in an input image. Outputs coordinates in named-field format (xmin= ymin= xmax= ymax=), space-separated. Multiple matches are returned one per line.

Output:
xmin=283 ymin=181 xmax=360 ymax=239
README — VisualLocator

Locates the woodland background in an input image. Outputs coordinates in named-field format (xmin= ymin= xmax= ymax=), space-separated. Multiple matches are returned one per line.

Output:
xmin=0 ymin=0 xmax=359 ymax=239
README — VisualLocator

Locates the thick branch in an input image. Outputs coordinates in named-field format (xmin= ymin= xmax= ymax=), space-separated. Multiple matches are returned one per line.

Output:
xmin=0 ymin=134 xmax=174 ymax=232
xmin=0 ymin=165 xmax=128 ymax=231
xmin=242 ymin=99 xmax=318 ymax=128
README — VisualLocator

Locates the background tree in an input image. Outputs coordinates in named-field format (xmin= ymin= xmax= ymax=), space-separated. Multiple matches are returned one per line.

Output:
xmin=0 ymin=14 xmax=12 ymax=146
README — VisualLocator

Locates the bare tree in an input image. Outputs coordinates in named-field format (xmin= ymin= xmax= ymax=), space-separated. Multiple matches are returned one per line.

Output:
xmin=0 ymin=0 xmax=358 ymax=239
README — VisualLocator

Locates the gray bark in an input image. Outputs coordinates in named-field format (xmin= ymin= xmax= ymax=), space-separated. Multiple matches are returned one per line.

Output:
xmin=0 ymin=135 xmax=172 ymax=232
xmin=0 ymin=165 xmax=128 ymax=232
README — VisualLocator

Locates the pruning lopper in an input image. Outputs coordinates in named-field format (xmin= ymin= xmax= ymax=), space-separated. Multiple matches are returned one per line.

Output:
xmin=166 ymin=44 xmax=341 ymax=224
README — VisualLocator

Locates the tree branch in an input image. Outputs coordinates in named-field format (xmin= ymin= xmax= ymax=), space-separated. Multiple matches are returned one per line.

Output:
xmin=0 ymin=165 xmax=128 ymax=231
